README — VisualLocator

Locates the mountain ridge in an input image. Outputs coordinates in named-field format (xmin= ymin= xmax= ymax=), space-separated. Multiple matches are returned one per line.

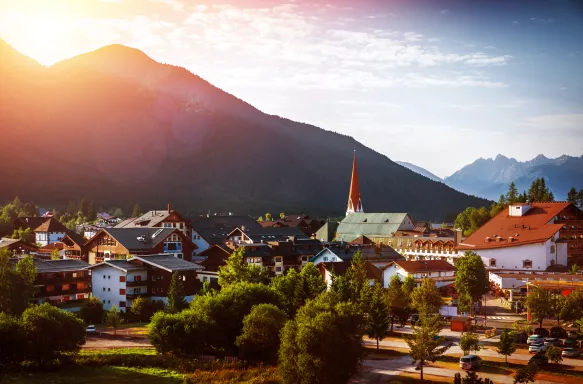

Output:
xmin=0 ymin=40 xmax=490 ymax=220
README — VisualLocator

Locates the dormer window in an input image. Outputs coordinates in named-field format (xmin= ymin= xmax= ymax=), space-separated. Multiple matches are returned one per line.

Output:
xmin=523 ymin=260 xmax=533 ymax=269
xmin=490 ymin=259 xmax=496 ymax=267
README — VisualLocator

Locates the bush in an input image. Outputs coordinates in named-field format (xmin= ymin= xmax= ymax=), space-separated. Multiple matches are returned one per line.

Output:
xmin=79 ymin=297 xmax=104 ymax=324
xmin=0 ymin=313 xmax=28 ymax=367
xmin=235 ymin=304 xmax=287 ymax=364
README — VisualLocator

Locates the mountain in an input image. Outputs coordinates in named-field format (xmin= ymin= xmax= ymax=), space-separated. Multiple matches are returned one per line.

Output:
xmin=396 ymin=161 xmax=442 ymax=182
xmin=444 ymin=154 xmax=583 ymax=200
xmin=0 ymin=40 xmax=490 ymax=220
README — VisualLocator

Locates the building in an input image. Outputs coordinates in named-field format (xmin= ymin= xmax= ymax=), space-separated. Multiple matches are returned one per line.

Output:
xmin=32 ymin=218 xmax=68 ymax=246
xmin=224 ymin=226 xmax=309 ymax=247
xmin=456 ymin=202 xmax=571 ymax=272
xmin=115 ymin=206 xmax=191 ymax=239
xmin=26 ymin=258 xmax=91 ymax=311
xmin=0 ymin=237 xmax=38 ymax=255
xmin=310 ymin=240 xmax=403 ymax=268
xmin=389 ymin=230 xmax=463 ymax=264
xmin=97 ymin=212 xmax=122 ymax=226
xmin=61 ymin=232 xmax=88 ymax=261
xmin=336 ymin=213 xmax=415 ymax=243
xmin=259 ymin=214 xmax=325 ymax=236
xmin=382 ymin=260 xmax=456 ymax=289
xmin=80 ymin=224 xmax=109 ymax=240
xmin=317 ymin=261 xmax=382 ymax=288
xmin=554 ymin=203 xmax=583 ymax=265
xmin=38 ymin=242 xmax=65 ymax=259
xmin=315 ymin=221 xmax=339 ymax=242
xmin=191 ymin=215 xmax=262 ymax=254
xmin=88 ymin=255 xmax=202 ymax=311
xmin=14 ymin=216 xmax=49 ymax=232
xmin=198 ymin=244 xmax=232 ymax=271
xmin=85 ymin=227 xmax=197 ymax=264
xmin=346 ymin=151 xmax=363 ymax=216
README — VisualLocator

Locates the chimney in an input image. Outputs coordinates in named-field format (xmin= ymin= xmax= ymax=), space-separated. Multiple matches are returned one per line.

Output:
xmin=168 ymin=204 xmax=171 ymax=213
xmin=454 ymin=230 xmax=462 ymax=245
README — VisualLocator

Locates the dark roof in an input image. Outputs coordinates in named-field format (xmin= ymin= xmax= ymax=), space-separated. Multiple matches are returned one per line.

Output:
xmin=239 ymin=243 xmax=273 ymax=258
xmin=14 ymin=217 xmax=48 ymax=230
xmin=199 ymin=244 xmax=232 ymax=257
xmin=192 ymin=215 xmax=262 ymax=244
xmin=351 ymin=235 xmax=376 ymax=245
xmin=315 ymin=221 xmax=339 ymax=242
xmin=318 ymin=261 xmax=383 ymax=281
xmin=34 ymin=259 xmax=90 ymax=273
xmin=86 ymin=260 xmax=145 ymax=272
xmin=131 ymin=255 xmax=203 ymax=272
xmin=391 ymin=260 xmax=456 ymax=273
xmin=240 ymin=226 xmax=309 ymax=243
xmin=33 ymin=218 xmax=68 ymax=233
xmin=102 ymin=228 xmax=177 ymax=251
xmin=61 ymin=231 xmax=86 ymax=247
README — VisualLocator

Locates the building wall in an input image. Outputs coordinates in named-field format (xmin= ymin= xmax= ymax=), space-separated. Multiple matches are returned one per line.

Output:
xmin=192 ymin=230 xmax=210 ymax=254
xmin=36 ymin=231 xmax=66 ymax=246
xmin=91 ymin=265 xmax=128 ymax=311
xmin=382 ymin=264 xmax=454 ymax=288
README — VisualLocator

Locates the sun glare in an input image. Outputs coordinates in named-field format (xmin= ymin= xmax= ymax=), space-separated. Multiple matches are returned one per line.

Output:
xmin=23 ymin=13 xmax=70 ymax=65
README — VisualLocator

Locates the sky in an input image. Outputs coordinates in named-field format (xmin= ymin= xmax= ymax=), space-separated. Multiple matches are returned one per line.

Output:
xmin=1 ymin=0 xmax=582 ymax=178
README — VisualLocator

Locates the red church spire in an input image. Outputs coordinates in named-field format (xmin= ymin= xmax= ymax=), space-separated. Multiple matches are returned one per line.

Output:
xmin=346 ymin=150 xmax=363 ymax=216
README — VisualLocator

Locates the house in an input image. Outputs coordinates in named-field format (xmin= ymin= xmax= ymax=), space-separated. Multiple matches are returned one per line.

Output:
xmin=553 ymin=203 xmax=583 ymax=265
xmin=32 ymin=218 xmax=68 ymax=246
xmin=85 ymin=227 xmax=197 ymax=264
xmin=199 ymin=244 xmax=232 ymax=271
xmin=14 ymin=216 xmax=49 ymax=232
xmin=456 ymin=202 xmax=572 ymax=272
xmin=0 ymin=237 xmax=38 ymax=255
xmin=382 ymin=260 xmax=456 ymax=288
xmin=336 ymin=213 xmax=415 ymax=243
xmin=310 ymin=241 xmax=404 ymax=268
xmin=20 ymin=258 xmax=92 ymax=311
xmin=315 ymin=221 xmax=339 ymax=242
xmin=389 ymin=230 xmax=463 ymax=264
xmin=317 ymin=261 xmax=382 ymax=289
xmin=88 ymin=255 xmax=202 ymax=311
xmin=61 ymin=232 xmax=88 ymax=261
xmin=79 ymin=224 xmax=110 ymax=240
xmin=196 ymin=270 xmax=220 ymax=289
xmin=97 ymin=212 xmax=122 ymax=226
xmin=260 ymin=214 xmax=325 ymax=236
xmin=225 ymin=226 xmax=309 ymax=247
xmin=38 ymin=242 xmax=65 ymax=259
xmin=191 ymin=215 xmax=262 ymax=254
xmin=115 ymin=206 xmax=191 ymax=239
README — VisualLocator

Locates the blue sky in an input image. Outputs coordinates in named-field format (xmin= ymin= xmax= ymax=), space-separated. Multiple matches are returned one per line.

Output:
xmin=1 ymin=0 xmax=582 ymax=177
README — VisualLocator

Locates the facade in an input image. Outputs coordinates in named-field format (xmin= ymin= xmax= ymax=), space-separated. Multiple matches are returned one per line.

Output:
xmin=61 ymin=232 xmax=88 ymax=261
xmin=225 ymin=226 xmax=309 ymax=247
xmin=32 ymin=218 xmax=67 ymax=246
xmin=29 ymin=259 xmax=91 ymax=311
xmin=382 ymin=260 xmax=456 ymax=288
xmin=456 ymin=202 xmax=571 ymax=273
xmin=191 ymin=215 xmax=262 ymax=254
xmin=259 ymin=215 xmax=325 ymax=236
xmin=315 ymin=221 xmax=339 ymax=242
xmin=554 ymin=203 xmax=583 ymax=265
xmin=336 ymin=212 xmax=415 ymax=243
xmin=390 ymin=230 xmax=463 ymax=263
xmin=310 ymin=240 xmax=403 ymax=268
xmin=317 ymin=261 xmax=382 ymax=288
xmin=346 ymin=151 xmax=363 ymax=216
xmin=85 ymin=227 xmax=196 ymax=264
xmin=199 ymin=244 xmax=232 ymax=271
xmin=88 ymin=255 xmax=202 ymax=311
xmin=0 ymin=237 xmax=38 ymax=255
xmin=115 ymin=206 xmax=191 ymax=239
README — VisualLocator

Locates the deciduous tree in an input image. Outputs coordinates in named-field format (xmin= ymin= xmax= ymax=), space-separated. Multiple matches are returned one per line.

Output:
xmin=0 ymin=253 xmax=36 ymax=316
xmin=514 ymin=364 xmax=537 ymax=384
xmin=455 ymin=252 xmax=489 ymax=316
xmin=106 ymin=305 xmax=122 ymax=334
xmin=546 ymin=345 xmax=562 ymax=364
xmin=496 ymin=329 xmax=517 ymax=363
xmin=411 ymin=278 xmax=442 ymax=315
xmin=218 ymin=247 xmax=272 ymax=287
xmin=459 ymin=331 xmax=481 ymax=356
xmin=80 ymin=297 xmax=104 ymax=324
xmin=525 ymin=286 xmax=551 ymax=329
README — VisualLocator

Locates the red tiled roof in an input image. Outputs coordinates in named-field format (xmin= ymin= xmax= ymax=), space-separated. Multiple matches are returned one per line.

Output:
xmin=391 ymin=260 xmax=455 ymax=273
xmin=38 ymin=242 xmax=65 ymax=253
xmin=33 ymin=218 xmax=68 ymax=233
xmin=456 ymin=202 xmax=571 ymax=251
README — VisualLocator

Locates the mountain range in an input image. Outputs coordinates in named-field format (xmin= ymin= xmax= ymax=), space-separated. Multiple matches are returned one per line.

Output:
xmin=0 ymin=39 xmax=489 ymax=220
xmin=400 ymin=154 xmax=583 ymax=201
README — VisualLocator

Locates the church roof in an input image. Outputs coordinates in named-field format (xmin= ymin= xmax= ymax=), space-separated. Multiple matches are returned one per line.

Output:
xmin=336 ymin=213 xmax=410 ymax=242
xmin=347 ymin=151 xmax=363 ymax=214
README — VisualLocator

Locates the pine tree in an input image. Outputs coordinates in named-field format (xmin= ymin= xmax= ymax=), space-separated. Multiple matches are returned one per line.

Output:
xmin=167 ymin=272 xmax=187 ymax=314
xmin=78 ymin=198 xmax=89 ymax=217
xmin=87 ymin=201 xmax=97 ymax=222
xmin=131 ymin=204 xmax=142 ymax=218
xmin=411 ymin=278 xmax=442 ymax=315
xmin=366 ymin=282 xmax=391 ymax=350
xmin=66 ymin=201 xmax=77 ymax=216
xmin=567 ymin=187 xmax=579 ymax=204
xmin=506 ymin=182 xmax=518 ymax=204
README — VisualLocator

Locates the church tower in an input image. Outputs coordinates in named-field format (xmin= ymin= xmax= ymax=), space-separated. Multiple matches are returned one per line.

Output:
xmin=346 ymin=150 xmax=363 ymax=216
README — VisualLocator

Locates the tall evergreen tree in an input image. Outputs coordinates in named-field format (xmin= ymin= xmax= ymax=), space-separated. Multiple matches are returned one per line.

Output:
xmin=131 ymin=204 xmax=142 ymax=218
xmin=78 ymin=198 xmax=89 ymax=217
xmin=87 ymin=201 xmax=97 ymax=221
xmin=527 ymin=177 xmax=554 ymax=202
xmin=567 ymin=187 xmax=579 ymax=204
xmin=366 ymin=282 xmax=391 ymax=350
xmin=167 ymin=272 xmax=187 ymax=314
xmin=386 ymin=275 xmax=409 ymax=330
xmin=506 ymin=182 xmax=518 ymax=204
xmin=67 ymin=200 xmax=77 ymax=216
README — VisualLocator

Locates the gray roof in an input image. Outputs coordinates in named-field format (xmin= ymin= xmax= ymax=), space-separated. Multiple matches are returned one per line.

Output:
xmin=192 ymin=215 xmax=262 ymax=244
xmin=34 ymin=259 xmax=90 ymax=273
xmin=315 ymin=221 xmax=339 ymax=242
xmin=131 ymin=255 xmax=203 ymax=272
xmin=104 ymin=228 xmax=177 ymax=251
xmin=115 ymin=210 xmax=176 ymax=229
xmin=336 ymin=213 xmax=410 ymax=243
xmin=86 ymin=259 xmax=146 ymax=272
xmin=0 ymin=237 xmax=21 ymax=249
xmin=241 ymin=227 xmax=309 ymax=243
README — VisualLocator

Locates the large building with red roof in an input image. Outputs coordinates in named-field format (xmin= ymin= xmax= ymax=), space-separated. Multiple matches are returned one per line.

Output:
xmin=456 ymin=202 xmax=576 ymax=272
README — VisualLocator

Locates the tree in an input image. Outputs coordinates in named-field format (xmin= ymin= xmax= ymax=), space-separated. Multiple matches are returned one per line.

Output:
xmin=514 ymin=364 xmax=537 ymax=384
xmin=527 ymin=178 xmax=554 ymax=202
xmin=386 ymin=275 xmax=410 ymax=330
xmin=78 ymin=198 xmax=89 ymax=217
xmin=404 ymin=313 xmax=451 ymax=381
xmin=525 ymin=286 xmax=551 ymax=328
xmin=411 ymin=278 xmax=443 ymax=315
xmin=257 ymin=216 xmax=264 ymax=222
xmin=560 ymin=290 xmax=583 ymax=323
xmin=459 ymin=331 xmax=481 ymax=356
xmin=345 ymin=250 xmax=369 ymax=305
xmin=506 ymin=182 xmax=519 ymax=204
xmin=131 ymin=204 xmax=142 ymax=218
xmin=167 ymin=272 xmax=188 ymax=314
xmin=218 ymin=247 xmax=272 ymax=287
xmin=67 ymin=200 xmax=77 ymax=216
xmin=279 ymin=212 xmax=285 ymax=219
xmin=270 ymin=263 xmax=325 ymax=316
xmin=496 ymin=329 xmax=517 ymax=363
xmin=546 ymin=345 xmax=562 ymax=364
xmin=87 ymin=201 xmax=97 ymax=221
xmin=454 ymin=207 xmax=491 ymax=236
xmin=265 ymin=213 xmax=272 ymax=221
xmin=235 ymin=303 xmax=287 ymax=364
xmin=567 ymin=187 xmax=579 ymax=204
xmin=50 ymin=248 xmax=61 ymax=260
xmin=11 ymin=227 xmax=34 ymax=243
xmin=455 ymin=371 xmax=494 ymax=384
xmin=80 ymin=297 xmax=104 ymax=324
xmin=106 ymin=305 xmax=122 ymax=334
xmin=455 ymin=252 xmax=489 ymax=315
xmin=570 ymin=264 xmax=580 ymax=274
xmin=131 ymin=297 xmax=165 ymax=322
xmin=279 ymin=294 xmax=363 ymax=384
xmin=0 ymin=313 xmax=28 ymax=367
xmin=149 ymin=309 xmax=216 ymax=355
xmin=0 ymin=253 xmax=36 ymax=316
xmin=366 ymin=282 xmax=391 ymax=350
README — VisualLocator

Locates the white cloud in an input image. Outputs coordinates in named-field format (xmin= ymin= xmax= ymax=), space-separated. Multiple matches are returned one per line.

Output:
xmin=523 ymin=114 xmax=583 ymax=132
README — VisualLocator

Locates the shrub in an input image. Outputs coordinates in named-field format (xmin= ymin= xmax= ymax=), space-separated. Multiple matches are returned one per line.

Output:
xmin=235 ymin=304 xmax=287 ymax=364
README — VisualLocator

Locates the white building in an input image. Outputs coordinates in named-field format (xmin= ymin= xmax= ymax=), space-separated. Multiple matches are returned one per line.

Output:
xmin=88 ymin=260 xmax=147 ymax=311
xmin=382 ymin=260 xmax=456 ymax=288
xmin=456 ymin=203 xmax=569 ymax=273
xmin=33 ymin=218 xmax=67 ymax=246
xmin=191 ymin=228 xmax=211 ymax=255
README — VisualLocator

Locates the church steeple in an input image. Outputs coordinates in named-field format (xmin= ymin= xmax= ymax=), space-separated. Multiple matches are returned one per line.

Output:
xmin=346 ymin=150 xmax=363 ymax=216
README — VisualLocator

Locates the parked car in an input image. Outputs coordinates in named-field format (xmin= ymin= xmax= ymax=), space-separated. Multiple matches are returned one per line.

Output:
xmin=550 ymin=327 xmax=568 ymax=339
xmin=460 ymin=355 xmax=482 ymax=370
xmin=529 ymin=343 xmax=548 ymax=354
xmin=567 ymin=330 xmax=581 ymax=339
xmin=529 ymin=353 xmax=549 ymax=365
xmin=408 ymin=314 xmax=420 ymax=325
xmin=544 ymin=337 xmax=563 ymax=347
xmin=562 ymin=348 xmax=581 ymax=358
xmin=564 ymin=338 xmax=581 ymax=348
xmin=533 ymin=328 xmax=550 ymax=337
xmin=527 ymin=335 xmax=545 ymax=345
xmin=86 ymin=325 xmax=96 ymax=333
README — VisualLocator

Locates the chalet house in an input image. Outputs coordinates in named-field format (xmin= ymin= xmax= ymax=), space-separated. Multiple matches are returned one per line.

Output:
xmin=310 ymin=240 xmax=404 ymax=268
xmin=88 ymin=255 xmax=202 ymax=311
xmin=79 ymin=224 xmax=107 ymax=240
xmin=259 ymin=214 xmax=325 ymax=236
xmin=32 ymin=218 xmax=68 ymax=246
xmin=456 ymin=202 xmax=571 ymax=272
xmin=389 ymin=230 xmax=463 ymax=263
xmin=0 ymin=237 xmax=38 ymax=255
xmin=554 ymin=203 xmax=583 ymax=265
xmin=115 ymin=206 xmax=192 ymax=239
xmin=335 ymin=213 xmax=415 ymax=243
xmin=382 ymin=260 xmax=456 ymax=288
xmin=225 ymin=226 xmax=309 ymax=248
xmin=317 ymin=261 xmax=382 ymax=289
xmin=191 ymin=215 xmax=262 ymax=254
xmin=18 ymin=258 xmax=91 ymax=311
xmin=85 ymin=227 xmax=196 ymax=264
xmin=38 ymin=242 xmax=65 ymax=259
xmin=97 ymin=212 xmax=122 ymax=226
xmin=14 ymin=216 xmax=48 ymax=232
xmin=61 ymin=232 xmax=88 ymax=261
xmin=199 ymin=244 xmax=232 ymax=272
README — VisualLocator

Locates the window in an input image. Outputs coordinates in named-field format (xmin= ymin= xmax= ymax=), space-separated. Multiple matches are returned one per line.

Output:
xmin=275 ymin=266 xmax=282 ymax=272
xmin=119 ymin=276 xmax=126 ymax=282
xmin=523 ymin=260 xmax=533 ymax=269
xmin=490 ymin=259 xmax=496 ymax=267
xmin=152 ymin=275 xmax=157 ymax=281
xmin=108 ymin=275 xmax=111 ymax=279
xmin=119 ymin=301 xmax=126 ymax=308
xmin=107 ymin=300 xmax=110 ymax=304
xmin=323 ymin=256 xmax=328 ymax=261
xmin=103 ymin=275 xmax=106 ymax=279
xmin=550 ymin=245 xmax=555 ymax=254
xmin=203 ymin=276 xmax=208 ymax=282
xmin=120 ymin=289 xmax=126 ymax=295
xmin=108 ymin=288 xmax=111 ymax=292
xmin=72 ymin=272 xmax=77 ymax=278
xmin=134 ymin=288 xmax=141 ymax=294
xmin=103 ymin=287 xmax=105 ymax=292
xmin=62 ymin=284 xmax=69 ymax=291
xmin=46 ymin=285 xmax=54 ymax=292
xmin=301 ymin=256 xmax=308 ymax=261
xmin=275 ymin=257 xmax=282 ymax=263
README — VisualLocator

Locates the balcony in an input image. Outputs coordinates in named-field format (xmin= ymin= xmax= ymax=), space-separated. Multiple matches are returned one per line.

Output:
xmin=126 ymin=292 xmax=148 ymax=300
xmin=126 ymin=280 xmax=147 ymax=287
xmin=36 ymin=275 xmax=91 ymax=285
xmin=37 ymin=286 xmax=92 ymax=298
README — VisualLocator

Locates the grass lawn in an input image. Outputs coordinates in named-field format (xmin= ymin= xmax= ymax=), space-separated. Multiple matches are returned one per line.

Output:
xmin=1 ymin=366 xmax=183 ymax=384
xmin=79 ymin=347 xmax=157 ymax=356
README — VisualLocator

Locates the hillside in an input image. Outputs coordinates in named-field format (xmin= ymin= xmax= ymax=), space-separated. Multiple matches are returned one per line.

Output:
xmin=0 ymin=40 xmax=490 ymax=220
xmin=444 ymin=154 xmax=583 ymax=200
xmin=396 ymin=161 xmax=443 ymax=182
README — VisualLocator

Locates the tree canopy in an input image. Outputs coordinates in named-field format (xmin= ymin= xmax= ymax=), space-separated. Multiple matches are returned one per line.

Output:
xmin=454 ymin=252 xmax=489 ymax=314
xmin=0 ymin=252 xmax=36 ymax=316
